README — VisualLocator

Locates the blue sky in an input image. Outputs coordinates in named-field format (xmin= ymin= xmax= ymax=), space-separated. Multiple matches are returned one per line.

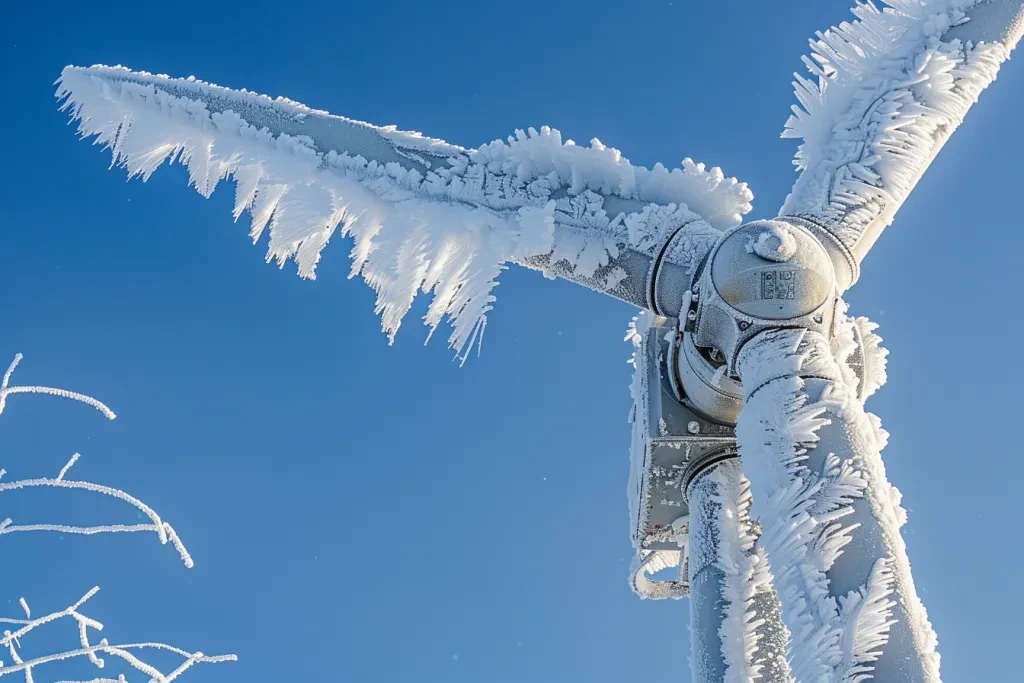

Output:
xmin=2 ymin=1 xmax=1023 ymax=681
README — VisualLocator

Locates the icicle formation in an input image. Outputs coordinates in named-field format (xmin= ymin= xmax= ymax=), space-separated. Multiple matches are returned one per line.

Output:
xmin=782 ymin=0 xmax=1012 ymax=246
xmin=736 ymin=330 xmax=938 ymax=683
xmin=56 ymin=66 xmax=752 ymax=360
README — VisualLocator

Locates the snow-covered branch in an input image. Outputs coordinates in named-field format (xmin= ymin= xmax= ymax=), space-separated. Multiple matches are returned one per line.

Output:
xmin=0 ymin=354 xmax=235 ymax=682
xmin=0 ymin=354 xmax=114 ymax=420
xmin=0 ymin=448 xmax=193 ymax=567
xmin=0 ymin=356 xmax=191 ymax=566
xmin=0 ymin=588 xmax=236 ymax=683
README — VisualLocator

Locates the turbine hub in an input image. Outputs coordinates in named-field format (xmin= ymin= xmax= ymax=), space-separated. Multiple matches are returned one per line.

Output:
xmin=680 ymin=219 xmax=840 ymax=411
xmin=709 ymin=220 xmax=834 ymax=321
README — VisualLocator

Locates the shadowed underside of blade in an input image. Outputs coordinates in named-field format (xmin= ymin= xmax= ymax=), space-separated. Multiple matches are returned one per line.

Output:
xmin=56 ymin=65 xmax=752 ymax=359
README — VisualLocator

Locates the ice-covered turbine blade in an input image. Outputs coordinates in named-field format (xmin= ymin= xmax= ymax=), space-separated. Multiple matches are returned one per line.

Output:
xmin=781 ymin=0 xmax=1024 ymax=276
xmin=735 ymin=329 xmax=938 ymax=683
xmin=56 ymin=66 xmax=753 ymax=357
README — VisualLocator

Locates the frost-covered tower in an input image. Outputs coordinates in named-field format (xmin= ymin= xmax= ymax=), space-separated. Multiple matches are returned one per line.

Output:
xmin=54 ymin=1 xmax=1024 ymax=681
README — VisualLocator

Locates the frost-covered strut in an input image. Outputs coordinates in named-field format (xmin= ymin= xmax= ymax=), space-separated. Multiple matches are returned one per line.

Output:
xmin=54 ymin=1 xmax=1024 ymax=681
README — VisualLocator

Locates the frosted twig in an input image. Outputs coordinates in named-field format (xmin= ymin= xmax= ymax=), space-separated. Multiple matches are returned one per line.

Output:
xmin=0 ymin=475 xmax=193 ymax=568
xmin=0 ymin=642 xmax=236 ymax=681
xmin=7 ymin=638 xmax=231 ymax=680
xmin=57 ymin=454 xmax=80 ymax=481
xmin=0 ymin=590 xmax=236 ymax=681
xmin=0 ymin=355 xmax=115 ymax=420
xmin=4 ymin=630 xmax=30 ymax=683
xmin=0 ymin=588 xmax=100 ymax=646
xmin=0 ymin=353 xmax=235 ymax=682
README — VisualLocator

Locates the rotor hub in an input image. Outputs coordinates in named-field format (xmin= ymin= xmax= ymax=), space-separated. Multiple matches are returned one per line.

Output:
xmin=709 ymin=220 xmax=834 ymax=321
xmin=684 ymin=219 xmax=839 ymax=402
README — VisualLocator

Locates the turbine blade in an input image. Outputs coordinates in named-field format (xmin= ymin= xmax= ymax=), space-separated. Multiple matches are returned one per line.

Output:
xmin=687 ymin=460 xmax=794 ymax=683
xmin=780 ymin=0 xmax=1024 ymax=275
xmin=56 ymin=65 xmax=753 ymax=356
xmin=735 ymin=328 xmax=938 ymax=682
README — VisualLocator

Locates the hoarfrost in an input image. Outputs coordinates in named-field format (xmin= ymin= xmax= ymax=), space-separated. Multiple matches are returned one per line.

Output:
xmin=689 ymin=461 xmax=792 ymax=683
xmin=0 ymin=354 xmax=115 ymax=420
xmin=838 ymin=558 xmax=898 ymax=683
xmin=0 ymin=355 xmax=236 ymax=681
xmin=851 ymin=318 xmax=889 ymax=402
xmin=736 ymin=330 xmax=939 ymax=682
xmin=630 ymin=544 xmax=689 ymax=601
xmin=832 ymin=301 xmax=889 ymax=403
xmin=782 ymin=0 xmax=1012 ymax=252
xmin=624 ymin=310 xmax=659 ymax=368
xmin=626 ymin=311 xmax=659 ymax=548
xmin=57 ymin=66 xmax=752 ymax=359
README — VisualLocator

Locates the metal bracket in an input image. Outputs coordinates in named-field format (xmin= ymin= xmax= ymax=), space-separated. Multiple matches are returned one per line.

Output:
xmin=629 ymin=323 xmax=737 ymax=599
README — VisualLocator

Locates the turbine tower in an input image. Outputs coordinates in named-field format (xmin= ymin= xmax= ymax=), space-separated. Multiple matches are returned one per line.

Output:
xmin=54 ymin=1 xmax=1024 ymax=680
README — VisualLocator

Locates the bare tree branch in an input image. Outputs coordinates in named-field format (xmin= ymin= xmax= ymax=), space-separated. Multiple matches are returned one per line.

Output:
xmin=0 ymin=354 xmax=236 ymax=682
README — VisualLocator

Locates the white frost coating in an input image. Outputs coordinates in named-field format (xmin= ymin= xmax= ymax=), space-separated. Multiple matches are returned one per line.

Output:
xmin=0 ymin=355 xmax=192 ymax=565
xmin=0 ymin=588 xmax=236 ymax=683
xmin=735 ymin=330 xmax=929 ymax=683
xmin=57 ymin=66 xmax=752 ymax=358
xmin=782 ymin=0 xmax=1010 ymax=248
xmin=746 ymin=223 xmax=797 ymax=263
xmin=809 ymin=453 xmax=869 ymax=577
xmin=0 ymin=354 xmax=115 ymax=420
xmin=0 ymin=469 xmax=194 ymax=568
xmin=831 ymin=301 xmax=889 ymax=402
xmin=55 ymin=68 xmax=542 ymax=360
xmin=852 ymin=317 xmax=889 ymax=401
xmin=625 ymin=310 xmax=657 ymax=367
xmin=736 ymin=342 xmax=847 ymax=683
xmin=832 ymin=300 xmax=862 ymax=394
xmin=626 ymin=311 xmax=658 ymax=548
xmin=624 ymin=202 xmax=703 ymax=255
xmin=625 ymin=312 xmax=696 ymax=596
xmin=53 ymin=65 xmax=465 ymax=156
xmin=0 ymin=355 xmax=236 ymax=681
xmin=707 ymin=463 xmax=778 ymax=683
xmin=630 ymin=546 xmax=689 ymax=600
xmin=660 ymin=222 xmax=724 ymax=279
xmin=852 ymin=402 xmax=939 ymax=681
xmin=472 ymin=134 xmax=752 ymax=229
xmin=839 ymin=559 xmax=898 ymax=683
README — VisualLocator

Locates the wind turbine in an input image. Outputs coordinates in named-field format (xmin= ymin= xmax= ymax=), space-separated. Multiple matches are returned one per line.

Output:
xmin=53 ymin=1 xmax=1023 ymax=681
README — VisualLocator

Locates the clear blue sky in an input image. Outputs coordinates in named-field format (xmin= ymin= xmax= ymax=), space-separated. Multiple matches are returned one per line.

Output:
xmin=2 ymin=1 xmax=1022 ymax=681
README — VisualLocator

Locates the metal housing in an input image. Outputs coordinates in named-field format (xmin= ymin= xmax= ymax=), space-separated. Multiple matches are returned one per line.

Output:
xmin=629 ymin=324 xmax=737 ymax=598
xmin=690 ymin=219 xmax=839 ymax=374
